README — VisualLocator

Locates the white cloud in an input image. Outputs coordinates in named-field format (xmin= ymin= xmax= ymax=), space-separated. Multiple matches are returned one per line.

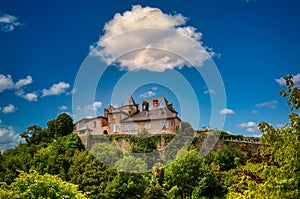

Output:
xmin=58 ymin=105 xmax=68 ymax=110
xmin=15 ymin=76 xmax=33 ymax=88
xmin=239 ymin=121 xmax=257 ymax=128
xmin=0 ymin=12 xmax=21 ymax=32
xmin=0 ymin=74 xmax=14 ymax=92
xmin=66 ymin=88 xmax=77 ymax=96
xmin=276 ymin=73 xmax=300 ymax=87
xmin=219 ymin=108 xmax=235 ymax=115
xmin=0 ymin=123 xmax=20 ymax=152
xmin=0 ymin=74 xmax=33 ymax=93
xmin=238 ymin=121 xmax=258 ymax=133
xmin=76 ymin=101 xmax=102 ymax=112
xmin=246 ymin=127 xmax=257 ymax=133
xmin=90 ymin=5 xmax=214 ymax=72
xmin=152 ymin=86 xmax=158 ymax=91
xmin=139 ymin=90 xmax=156 ymax=98
xmin=2 ymin=104 xmax=17 ymax=114
xmin=42 ymin=82 xmax=70 ymax=97
xmin=204 ymin=89 xmax=216 ymax=95
xmin=23 ymin=93 xmax=38 ymax=101
xmin=15 ymin=90 xmax=38 ymax=102
xmin=92 ymin=102 xmax=102 ymax=110
xmin=256 ymin=100 xmax=278 ymax=109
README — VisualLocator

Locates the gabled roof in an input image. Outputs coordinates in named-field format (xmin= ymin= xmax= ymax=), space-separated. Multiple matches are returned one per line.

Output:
xmin=120 ymin=107 xmax=177 ymax=122
xmin=137 ymin=96 xmax=177 ymax=113
xmin=74 ymin=117 xmax=96 ymax=124
xmin=122 ymin=95 xmax=136 ymax=106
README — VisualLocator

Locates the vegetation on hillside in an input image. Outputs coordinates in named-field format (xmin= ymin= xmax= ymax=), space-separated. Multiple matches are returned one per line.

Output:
xmin=0 ymin=75 xmax=299 ymax=198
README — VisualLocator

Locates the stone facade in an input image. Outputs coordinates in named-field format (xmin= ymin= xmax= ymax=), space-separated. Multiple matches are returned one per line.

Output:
xmin=74 ymin=96 xmax=181 ymax=136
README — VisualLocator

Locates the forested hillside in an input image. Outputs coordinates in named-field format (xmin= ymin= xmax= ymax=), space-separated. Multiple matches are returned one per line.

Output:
xmin=0 ymin=76 xmax=299 ymax=199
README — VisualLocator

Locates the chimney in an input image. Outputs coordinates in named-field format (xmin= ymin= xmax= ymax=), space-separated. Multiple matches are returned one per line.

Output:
xmin=104 ymin=108 xmax=109 ymax=118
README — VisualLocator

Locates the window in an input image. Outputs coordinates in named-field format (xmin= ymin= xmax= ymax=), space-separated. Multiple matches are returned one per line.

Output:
xmin=113 ymin=124 xmax=118 ymax=132
xmin=122 ymin=123 xmax=139 ymax=131
xmin=161 ymin=121 xmax=169 ymax=129
xmin=93 ymin=121 xmax=96 ymax=128
xmin=142 ymin=102 xmax=149 ymax=111
xmin=153 ymin=100 xmax=159 ymax=108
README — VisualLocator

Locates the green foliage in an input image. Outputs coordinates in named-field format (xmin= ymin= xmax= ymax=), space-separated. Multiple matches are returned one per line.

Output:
xmin=115 ymin=155 xmax=147 ymax=173
xmin=165 ymin=185 xmax=179 ymax=199
xmin=20 ymin=125 xmax=52 ymax=145
xmin=227 ymin=75 xmax=300 ymax=198
xmin=0 ymin=143 xmax=38 ymax=184
xmin=90 ymin=142 xmax=123 ymax=166
xmin=0 ymin=170 xmax=86 ymax=199
xmin=104 ymin=172 xmax=149 ymax=199
xmin=47 ymin=113 xmax=73 ymax=138
xmin=144 ymin=184 xmax=166 ymax=199
xmin=164 ymin=148 xmax=222 ymax=198
xmin=31 ymin=133 xmax=85 ymax=180
xmin=68 ymin=151 xmax=114 ymax=199
xmin=207 ymin=144 xmax=246 ymax=171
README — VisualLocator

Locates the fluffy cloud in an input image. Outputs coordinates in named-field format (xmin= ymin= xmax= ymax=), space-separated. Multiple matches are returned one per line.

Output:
xmin=0 ymin=74 xmax=14 ymax=92
xmin=0 ymin=12 xmax=21 ymax=32
xmin=0 ymin=123 xmax=20 ymax=152
xmin=15 ymin=76 xmax=33 ymax=88
xmin=139 ymin=90 xmax=156 ymax=98
xmin=256 ymin=100 xmax=277 ymax=109
xmin=90 ymin=5 xmax=214 ymax=72
xmin=15 ymin=90 xmax=38 ymax=101
xmin=219 ymin=108 xmax=235 ymax=115
xmin=92 ymin=102 xmax=102 ymax=111
xmin=58 ymin=105 xmax=68 ymax=110
xmin=42 ymin=82 xmax=70 ymax=97
xmin=76 ymin=101 xmax=102 ymax=112
xmin=2 ymin=104 xmax=17 ymax=114
xmin=0 ymin=74 xmax=33 ymax=93
xmin=238 ymin=121 xmax=258 ymax=133
xmin=204 ymin=89 xmax=216 ymax=95
xmin=23 ymin=93 xmax=38 ymax=101
xmin=276 ymin=73 xmax=300 ymax=87
xmin=239 ymin=121 xmax=256 ymax=128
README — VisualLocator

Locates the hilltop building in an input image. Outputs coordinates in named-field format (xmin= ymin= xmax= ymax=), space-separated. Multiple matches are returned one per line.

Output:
xmin=74 ymin=96 xmax=181 ymax=136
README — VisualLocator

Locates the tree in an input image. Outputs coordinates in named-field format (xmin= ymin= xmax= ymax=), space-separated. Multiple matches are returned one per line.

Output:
xmin=0 ymin=170 xmax=87 ymax=198
xmin=164 ymin=148 xmax=221 ymax=198
xmin=227 ymin=75 xmax=300 ymax=198
xmin=47 ymin=113 xmax=73 ymax=138
xmin=20 ymin=125 xmax=51 ymax=145
xmin=90 ymin=142 xmax=122 ymax=166
xmin=208 ymin=143 xmax=246 ymax=171
xmin=104 ymin=171 xmax=149 ymax=199
xmin=31 ymin=133 xmax=85 ymax=180
xmin=56 ymin=113 xmax=74 ymax=137
xmin=68 ymin=150 xmax=115 ymax=199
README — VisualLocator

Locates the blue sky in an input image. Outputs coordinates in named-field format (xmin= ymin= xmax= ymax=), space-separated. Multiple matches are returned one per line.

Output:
xmin=0 ymin=0 xmax=299 ymax=150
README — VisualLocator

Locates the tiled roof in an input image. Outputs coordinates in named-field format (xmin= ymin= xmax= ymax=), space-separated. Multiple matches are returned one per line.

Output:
xmin=120 ymin=107 xmax=176 ymax=122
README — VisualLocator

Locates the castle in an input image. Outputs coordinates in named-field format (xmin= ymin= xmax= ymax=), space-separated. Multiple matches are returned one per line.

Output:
xmin=74 ymin=96 xmax=181 ymax=136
